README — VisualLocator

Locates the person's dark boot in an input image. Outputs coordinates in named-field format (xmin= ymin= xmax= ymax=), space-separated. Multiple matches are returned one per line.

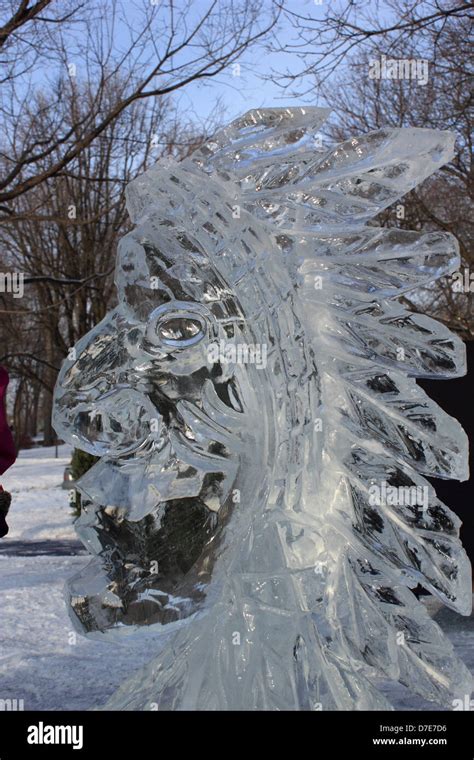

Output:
xmin=0 ymin=488 xmax=11 ymax=537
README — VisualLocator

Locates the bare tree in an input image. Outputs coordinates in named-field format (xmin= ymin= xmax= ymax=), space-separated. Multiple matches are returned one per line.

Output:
xmin=271 ymin=1 xmax=473 ymax=337
xmin=0 ymin=0 xmax=282 ymax=443
xmin=275 ymin=0 xmax=473 ymax=88
xmin=0 ymin=78 xmax=201 ymax=443
xmin=0 ymin=0 xmax=280 ymax=221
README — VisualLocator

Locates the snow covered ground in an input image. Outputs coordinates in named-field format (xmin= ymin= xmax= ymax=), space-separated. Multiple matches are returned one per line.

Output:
xmin=0 ymin=445 xmax=164 ymax=710
xmin=0 ymin=445 xmax=473 ymax=711
xmin=1 ymin=444 xmax=76 ymax=542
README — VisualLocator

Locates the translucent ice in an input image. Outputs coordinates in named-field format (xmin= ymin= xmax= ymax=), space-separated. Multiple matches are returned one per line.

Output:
xmin=53 ymin=107 xmax=472 ymax=710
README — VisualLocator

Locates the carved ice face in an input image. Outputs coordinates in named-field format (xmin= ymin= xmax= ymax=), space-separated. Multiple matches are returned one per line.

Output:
xmin=55 ymin=106 xmax=472 ymax=710
xmin=53 ymin=220 xmax=258 ymax=635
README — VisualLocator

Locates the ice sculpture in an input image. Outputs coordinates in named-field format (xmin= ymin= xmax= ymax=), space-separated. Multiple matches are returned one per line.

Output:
xmin=53 ymin=107 xmax=473 ymax=711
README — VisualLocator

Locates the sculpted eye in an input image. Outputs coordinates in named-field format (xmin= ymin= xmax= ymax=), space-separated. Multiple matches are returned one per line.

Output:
xmin=157 ymin=316 xmax=206 ymax=347
xmin=144 ymin=301 xmax=211 ymax=352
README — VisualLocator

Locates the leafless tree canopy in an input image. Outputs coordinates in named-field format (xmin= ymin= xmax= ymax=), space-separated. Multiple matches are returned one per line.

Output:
xmin=0 ymin=0 xmax=279 ymax=217
xmin=0 ymin=0 xmax=280 ymax=445
xmin=276 ymin=0 xmax=473 ymax=88
xmin=0 ymin=0 xmax=472 ymax=445
xmin=270 ymin=0 xmax=473 ymax=338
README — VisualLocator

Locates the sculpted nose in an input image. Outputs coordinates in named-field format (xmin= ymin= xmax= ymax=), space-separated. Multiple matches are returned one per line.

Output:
xmin=53 ymin=312 xmax=162 ymax=457
xmin=70 ymin=386 xmax=161 ymax=457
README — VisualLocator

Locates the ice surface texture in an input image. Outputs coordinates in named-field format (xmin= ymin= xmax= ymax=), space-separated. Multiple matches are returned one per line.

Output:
xmin=53 ymin=107 xmax=472 ymax=710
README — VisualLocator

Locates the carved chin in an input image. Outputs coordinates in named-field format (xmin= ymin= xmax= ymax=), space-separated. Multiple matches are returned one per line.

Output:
xmin=68 ymin=486 xmax=231 ymax=634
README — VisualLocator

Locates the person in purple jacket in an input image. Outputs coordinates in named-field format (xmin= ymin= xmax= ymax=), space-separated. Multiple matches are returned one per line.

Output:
xmin=0 ymin=367 xmax=16 ymax=537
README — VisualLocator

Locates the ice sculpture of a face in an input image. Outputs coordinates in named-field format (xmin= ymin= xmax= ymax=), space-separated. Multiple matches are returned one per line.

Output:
xmin=54 ymin=108 xmax=473 ymax=710
xmin=53 ymin=133 xmax=278 ymax=633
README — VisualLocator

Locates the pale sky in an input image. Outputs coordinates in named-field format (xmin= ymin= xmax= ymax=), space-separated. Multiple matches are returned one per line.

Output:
xmin=161 ymin=0 xmax=330 ymax=125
